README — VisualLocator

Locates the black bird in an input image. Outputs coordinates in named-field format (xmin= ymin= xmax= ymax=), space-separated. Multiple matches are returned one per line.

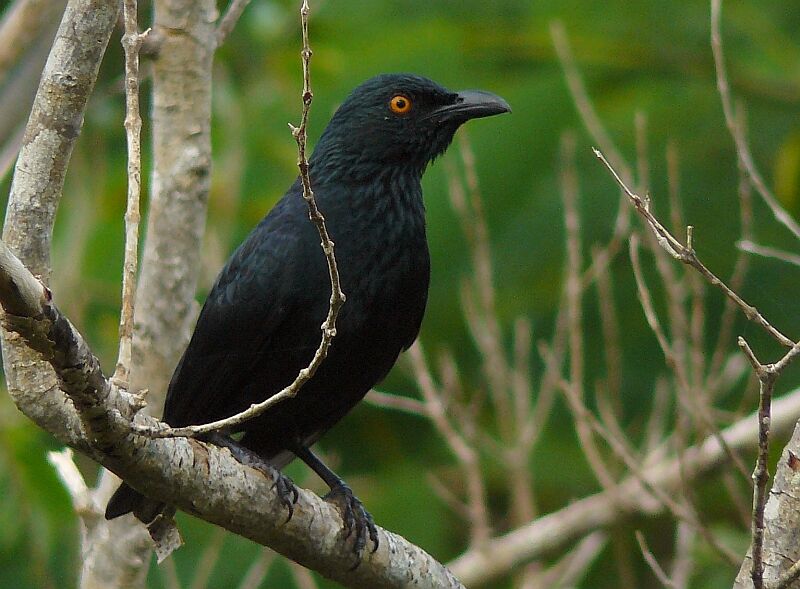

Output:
xmin=106 ymin=73 xmax=509 ymax=552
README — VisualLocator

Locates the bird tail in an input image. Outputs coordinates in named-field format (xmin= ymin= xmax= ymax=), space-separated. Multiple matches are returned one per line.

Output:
xmin=105 ymin=481 xmax=167 ymax=523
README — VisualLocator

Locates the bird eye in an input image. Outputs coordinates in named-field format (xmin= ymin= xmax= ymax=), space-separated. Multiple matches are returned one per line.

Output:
xmin=389 ymin=95 xmax=412 ymax=115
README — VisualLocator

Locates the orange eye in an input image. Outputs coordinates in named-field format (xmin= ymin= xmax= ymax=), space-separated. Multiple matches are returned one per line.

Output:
xmin=389 ymin=95 xmax=412 ymax=114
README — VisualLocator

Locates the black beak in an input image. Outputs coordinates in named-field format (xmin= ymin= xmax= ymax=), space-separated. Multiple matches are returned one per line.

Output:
xmin=429 ymin=90 xmax=511 ymax=123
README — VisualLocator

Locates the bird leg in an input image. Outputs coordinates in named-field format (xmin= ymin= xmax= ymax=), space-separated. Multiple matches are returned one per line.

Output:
xmin=292 ymin=444 xmax=379 ymax=558
xmin=203 ymin=433 xmax=299 ymax=520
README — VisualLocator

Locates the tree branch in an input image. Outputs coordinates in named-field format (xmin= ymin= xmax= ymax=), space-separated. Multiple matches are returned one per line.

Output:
xmin=0 ymin=230 xmax=463 ymax=588
xmin=112 ymin=0 xmax=146 ymax=386
xmin=593 ymin=147 xmax=795 ymax=349
xmin=710 ymin=0 xmax=800 ymax=241
xmin=1 ymin=0 xmax=120 ymax=444
xmin=448 ymin=386 xmax=800 ymax=587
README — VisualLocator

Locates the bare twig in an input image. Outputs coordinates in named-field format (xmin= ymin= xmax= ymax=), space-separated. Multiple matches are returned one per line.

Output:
xmin=636 ymin=531 xmax=677 ymax=588
xmin=628 ymin=204 xmax=750 ymax=485
xmin=562 ymin=132 xmax=616 ymax=490
xmin=408 ymin=342 xmax=491 ymax=546
xmin=216 ymin=0 xmax=252 ymax=47
xmin=739 ymin=338 xmax=800 ymax=588
xmin=47 ymin=448 xmax=96 ymax=516
xmin=112 ymin=0 xmax=145 ymax=386
xmin=236 ymin=548 xmax=277 ymax=589
xmin=159 ymin=556 xmax=181 ymax=589
xmin=189 ymin=528 xmax=226 ymax=589
xmin=670 ymin=522 xmax=695 ymax=589
xmin=737 ymin=240 xmax=800 ymax=267
xmin=450 ymin=384 xmax=800 ymax=586
xmin=710 ymin=0 xmax=800 ymax=241
xmin=131 ymin=0 xmax=346 ymax=440
xmin=536 ymin=532 xmax=608 ymax=587
xmin=708 ymin=152 xmax=752 ymax=390
xmin=448 ymin=135 xmax=512 ymax=443
xmin=365 ymin=389 xmax=427 ymax=417
xmin=0 ymin=0 xmax=67 ymax=84
xmin=290 ymin=561 xmax=320 ymax=589
xmin=550 ymin=21 xmax=631 ymax=185
xmin=594 ymin=147 xmax=795 ymax=349
xmin=550 ymin=20 xmax=633 ymax=289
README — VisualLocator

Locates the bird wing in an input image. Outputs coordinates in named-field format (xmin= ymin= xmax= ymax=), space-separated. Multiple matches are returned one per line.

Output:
xmin=163 ymin=191 xmax=320 ymax=428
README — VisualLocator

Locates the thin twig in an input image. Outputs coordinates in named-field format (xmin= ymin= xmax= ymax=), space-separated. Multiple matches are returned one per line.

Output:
xmin=635 ymin=531 xmax=677 ymax=588
xmin=594 ymin=147 xmax=795 ymax=349
xmin=550 ymin=20 xmax=633 ymax=289
xmin=710 ymin=0 xmax=800 ymax=241
xmin=47 ymin=448 xmax=96 ymax=516
xmin=593 ymin=246 xmax=622 ymax=407
xmin=737 ymin=240 xmax=800 ymax=268
xmin=741 ymin=340 xmax=772 ymax=589
xmin=541 ymin=336 xmax=741 ymax=566
xmin=708 ymin=148 xmax=753 ymax=389
xmin=112 ymin=0 xmax=145 ymax=386
xmin=562 ymin=132 xmax=616 ymax=490
xmin=189 ymin=527 xmax=226 ymax=589
xmin=408 ymin=342 xmax=491 ymax=546
xmin=236 ymin=548 xmax=277 ymax=589
xmin=290 ymin=561 xmax=320 ymax=589
xmin=630 ymin=233 xmax=750 ymax=481
xmin=670 ymin=521 xmax=695 ymax=589
xmin=448 ymin=137 xmax=512 ymax=443
xmin=365 ymin=389 xmax=427 ymax=417
xmin=550 ymin=21 xmax=632 ymax=185
xmin=131 ymin=0 xmax=346 ymax=440
xmin=216 ymin=0 xmax=252 ymax=47
xmin=159 ymin=556 xmax=181 ymax=589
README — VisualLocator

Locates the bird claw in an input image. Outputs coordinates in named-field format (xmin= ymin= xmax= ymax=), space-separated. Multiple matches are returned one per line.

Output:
xmin=324 ymin=483 xmax=379 ymax=561
xmin=273 ymin=472 xmax=299 ymax=522
xmin=203 ymin=434 xmax=300 ymax=523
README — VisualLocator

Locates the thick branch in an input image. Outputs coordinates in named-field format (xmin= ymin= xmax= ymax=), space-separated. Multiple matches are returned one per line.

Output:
xmin=1 ymin=0 xmax=120 ymax=437
xmin=448 ymin=387 xmax=800 ymax=587
xmin=734 ymin=422 xmax=800 ymax=588
xmin=0 ymin=232 xmax=462 ymax=589
xmin=0 ymin=0 xmax=67 ymax=84
xmin=131 ymin=0 xmax=216 ymax=413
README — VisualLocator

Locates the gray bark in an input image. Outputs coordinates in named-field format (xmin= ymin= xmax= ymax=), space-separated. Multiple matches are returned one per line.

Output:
xmin=133 ymin=0 xmax=216 ymax=411
xmin=0 ymin=0 xmax=464 ymax=586
xmin=733 ymin=422 xmax=800 ymax=589
xmin=1 ymin=0 xmax=119 ymax=441
xmin=0 ymin=233 xmax=463 ymax=588
xmin=82 ymin=0 xmax=219 ymax=584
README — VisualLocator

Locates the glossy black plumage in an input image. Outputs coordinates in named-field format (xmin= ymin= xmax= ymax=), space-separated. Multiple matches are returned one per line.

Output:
xmin=106 ymin=74 xmax=509 ymax=545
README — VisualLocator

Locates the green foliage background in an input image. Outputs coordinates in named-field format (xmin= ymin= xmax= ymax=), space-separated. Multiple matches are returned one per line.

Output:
xmin=0 ymin=0 xmax=799 ymax=587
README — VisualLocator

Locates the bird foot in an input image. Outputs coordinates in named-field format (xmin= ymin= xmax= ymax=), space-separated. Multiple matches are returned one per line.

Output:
xmin=324 ymin=483 xmax=379 ymax=559
xmin=202 ymin=433 xmax=298 ymax=522
xmin=273 ymin=471 xmax=299 ymax=522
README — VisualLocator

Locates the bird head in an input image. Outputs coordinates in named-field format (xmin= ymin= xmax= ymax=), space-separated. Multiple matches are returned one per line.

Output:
xmin=311 ymin=74 xmax=510 ymax=181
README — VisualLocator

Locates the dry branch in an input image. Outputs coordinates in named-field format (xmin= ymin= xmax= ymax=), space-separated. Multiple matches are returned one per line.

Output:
xmin=593 ymin=148 xmax=794 ymax=350
xmin=0 ymin=0 xmax=463 ymax=586
xmin=113 ymin=0 xmax=145 ymax=386
xmin=710 ymin=0 xmax=800 ymax=241
xmin=130 ymin=0 xmax=345 ymax=440
xmin=0 ymin=231 xmax=462 ymax=588
xmin=448 ymin=386 xmax=800 ymax=587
